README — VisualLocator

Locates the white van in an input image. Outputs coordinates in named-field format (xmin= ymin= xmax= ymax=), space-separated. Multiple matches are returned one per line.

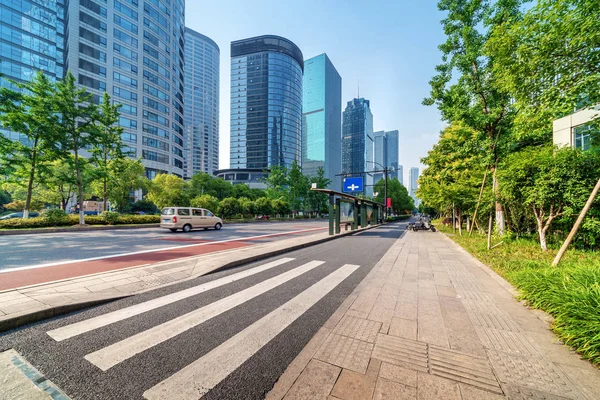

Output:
xmin=160 ymin=207 xmax=223 ymax=232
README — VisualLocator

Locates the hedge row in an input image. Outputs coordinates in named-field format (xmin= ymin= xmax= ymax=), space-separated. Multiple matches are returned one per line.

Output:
xmin=0 ymin=214 xmax=160 ymax=229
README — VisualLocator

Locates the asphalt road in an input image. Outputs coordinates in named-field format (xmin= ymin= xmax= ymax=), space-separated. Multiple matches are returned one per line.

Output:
xmin=0 ymin=220 xmax=328 ymax=272
xmin=0 ymin=222 xmax=407 ymax=400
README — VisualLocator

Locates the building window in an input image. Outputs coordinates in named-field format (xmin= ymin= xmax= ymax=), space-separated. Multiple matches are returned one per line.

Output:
xmin=574 ymin=124 xmax=594 ymax=151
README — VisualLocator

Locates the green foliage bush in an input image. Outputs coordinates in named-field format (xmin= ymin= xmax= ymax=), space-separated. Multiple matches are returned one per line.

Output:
xmin=42 ymin=209 xmax=67 ymax=224
xmin=101 ymin=211 xmax=120 ymax=225
xmin=0 ymin=213 xmax=160 ymax=229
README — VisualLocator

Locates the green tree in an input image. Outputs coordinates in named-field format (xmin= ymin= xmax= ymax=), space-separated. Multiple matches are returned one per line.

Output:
xmin=488 ymin=0 xmax=600 ymax=140
xmin=263 ymin=166 xmax=289 ymax=200
xmin=306 ymin=167 xmax=331 ymax=214
xmin=40 ymin=156 xmax=80 ymax=210
xmin=238 ymin=197 xmax=256 ymax=217
xmin=55 ymin=72 xmax=99 ymax=224
xmin=271 ymin=199 xmax=291 ymax=217
xmin=423 ymin=0 xmax=523 ymax=234
xmin=254 ymin=197 xmax=273 ymax=216
xmin=189 ymin=172 xmax=233 ymax=200
xmin=0 ymin=71 xmax=61 ymax=218
xmin=217 ymin=197 xmax=240 ymax=219
xmin=374 ymin=178 xmax=414 ymax=215
xmin=288 ymin=160 xmax=309 ymax=212
xmin=498 ymin=146 xmax=600 ymax=251
xmin=0 ymin=190 xmax=11 ymax=211
xmin=90 ymin=92 xmax=124 ymax=212
xmin=190 ymin=194 xmax=219 ymax=213
xmin=147 ymin=174 xmax=188 ymax=210
xmin=98 ymin=158 xmax=147 ymax=212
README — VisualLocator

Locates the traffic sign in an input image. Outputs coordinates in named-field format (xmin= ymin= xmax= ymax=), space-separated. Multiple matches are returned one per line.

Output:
xmin=343 ymin=177 xmax=363 ymax=193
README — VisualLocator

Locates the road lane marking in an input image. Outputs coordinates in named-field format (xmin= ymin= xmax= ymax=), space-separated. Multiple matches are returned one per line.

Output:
xmin=46 ymin=258 xmax=296 ymax=342
xmin=143 ymin=263 xmax=360 ymax=400
xmin=0 ymin=227 xmax=326 ymax=274
xmin=84 ymin=260 xmax=326 ymax=371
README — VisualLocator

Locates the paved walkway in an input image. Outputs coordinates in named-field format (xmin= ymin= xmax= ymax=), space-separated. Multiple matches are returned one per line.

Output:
xmin=0 ymin=229 xmax=340 ymax=332
xmin=268 ymin=230 xmax=600 ymax=400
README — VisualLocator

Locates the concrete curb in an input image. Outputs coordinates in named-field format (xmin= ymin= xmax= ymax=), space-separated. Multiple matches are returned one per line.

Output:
xmin=0 ymin=223 xmax=385 ymax=333
xmin=0 ymin=295 xmax=130 ymax=333
xmin=0 ymin=224 xmax=160 ymax=236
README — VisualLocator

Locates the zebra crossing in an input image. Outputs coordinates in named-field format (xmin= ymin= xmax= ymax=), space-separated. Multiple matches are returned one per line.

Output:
xmin=41 ymin=256 xmax=363 ymax=399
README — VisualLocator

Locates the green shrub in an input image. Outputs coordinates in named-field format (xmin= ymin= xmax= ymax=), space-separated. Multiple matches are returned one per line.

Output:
xmin=101 ymin=211 xmax=120 ymax=225
xmin=117 ymin=215 xmax=160 ymax=224
xmin=0 ymin=213 xmax=160 ymax=229
xmin=42 ymin=209 xmax=67 ymax=223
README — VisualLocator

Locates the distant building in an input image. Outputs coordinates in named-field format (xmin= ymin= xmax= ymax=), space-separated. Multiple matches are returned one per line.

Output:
xmin=184 ymin=28 xmax=220 ymax=178
xmin=553 ymin=107 xmax=599 ymax=150
xmin=213 ymin=169 xmax=268 ymax=190
xmin=373 ymin=130 xmax=399 ymax=183
xmin=302 ymin=54 xmax=342 ymax=189
xmin=342 ymin=98 xmax=374 ymax=196
xmin=409 ymin=167 xmax=420 ymax=207
xmin=230 ymin=35 xmax=304 ymax=173
xmin=397 ymin=165 xmax=404 ymax=186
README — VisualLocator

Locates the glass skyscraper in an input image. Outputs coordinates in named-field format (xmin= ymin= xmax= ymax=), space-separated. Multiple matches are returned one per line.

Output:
xmin=373 ymin=130 xmax=399 ymax=182
xmin=184 ymin=28 xmax=219 ymax=178
xmin=409 ymin=167 xmax=420 ymax=206
xmin=0 ymin=0 xmax=66 ymax=142
xmin=64 ymin=0 xmax=186 ymax=178
xmin=230 ymin=35 xmax=303 ymax=170
xmin=302 ymin=53 xmax=342 ymax=188
xmin=342 ymin=98 xmax=374 ymax=195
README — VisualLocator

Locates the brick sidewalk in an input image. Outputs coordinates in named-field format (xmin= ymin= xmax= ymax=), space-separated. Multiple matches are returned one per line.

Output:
xmin=268 ymin=230 xmax=600 ymax=400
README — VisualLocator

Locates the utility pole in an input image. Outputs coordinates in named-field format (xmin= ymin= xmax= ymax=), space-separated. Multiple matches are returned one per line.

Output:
xmin=384 ymin=167 xmax=388 ymax=220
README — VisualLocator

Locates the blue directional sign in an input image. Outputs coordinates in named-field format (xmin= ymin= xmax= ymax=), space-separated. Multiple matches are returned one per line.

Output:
xmin=343 ymin=177 xmax=363 ymax=193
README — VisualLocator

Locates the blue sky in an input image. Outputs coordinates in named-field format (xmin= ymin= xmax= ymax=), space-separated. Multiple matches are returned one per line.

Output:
xmin=186 ymin=0 xmax=447 ymax=183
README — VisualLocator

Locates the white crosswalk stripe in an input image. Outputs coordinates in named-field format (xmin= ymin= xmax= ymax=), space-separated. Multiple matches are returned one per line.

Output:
xmin=47 ymin=257 xmax=296 ymax=342
xmin=84 ymin=260 xmax=326 ymax=371
xmin=143 ymin=263 xmax=360 ymax=400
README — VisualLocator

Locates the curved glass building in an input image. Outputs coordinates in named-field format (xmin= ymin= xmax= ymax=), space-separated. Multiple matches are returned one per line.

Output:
xmin=230 ymin=35 xmax=303 ymax=170
xmin=184 ymin=28 xmax=220 ymax=178
xmin=65 ymin=0 xmax=186 ymax=178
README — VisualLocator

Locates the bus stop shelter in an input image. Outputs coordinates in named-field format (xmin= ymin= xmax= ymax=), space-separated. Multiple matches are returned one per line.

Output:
xmin=310 ymin=189 xmax=385 ymax=235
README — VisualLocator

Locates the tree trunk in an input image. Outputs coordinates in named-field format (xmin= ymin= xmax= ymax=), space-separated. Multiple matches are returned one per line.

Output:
xmin=24 ymin=137 xmax=39 ymax=219
xmin=487 ymin=210 xmax=493 ymax=250
xmin=103 ymin=151 xmax=108 ymax=213
xmin=75 ymin=144 xmax=85 ymax=225
xmin=466 ymin=216 xmax=470 ymax=233
xmin=457 ymin=208 xmax=462 ymax=236
xmin=537 ymin=218 xmax=547 ymax=251
xmin=492 ymin=170 xmax=505 ymax=235
xmin=469 ymin=169 xmax=488 ymax=236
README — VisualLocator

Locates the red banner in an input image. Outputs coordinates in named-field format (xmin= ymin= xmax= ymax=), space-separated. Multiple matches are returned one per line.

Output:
xmin=386 ymin=198 xmax=392 ymax=208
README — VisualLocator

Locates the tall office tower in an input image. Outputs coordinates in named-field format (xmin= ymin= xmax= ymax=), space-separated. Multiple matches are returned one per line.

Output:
xmin=0 ymin=0 xmax=66 ymax=141
xmin=64 ymin=0 xmax=186 ymax=178
xmin=373 ymin=131 xmax=386 ymax=183
xmin=397 ymin=165 xmax=404 ymax=186
xmin=386 ymin=130 xmax=399 ymax=180
xmin=302 ymin=53 xmax=342 ymax=188
xmin=372 ymin=130 xmax=399 ymax=183
xmin=184 ymin=28 xmax=219 ymax=178
xmin=342 ymin=98 xmax=374 ymax=195
xmin=230 ymin=35 xmax=303 ymax=172
xmin=409 ymin=167 xmax=420 ymax=205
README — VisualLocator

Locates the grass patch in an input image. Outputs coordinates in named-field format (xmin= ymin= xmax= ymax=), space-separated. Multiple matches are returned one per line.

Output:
xmin=436 ymin=221 xmax=600 ymax=366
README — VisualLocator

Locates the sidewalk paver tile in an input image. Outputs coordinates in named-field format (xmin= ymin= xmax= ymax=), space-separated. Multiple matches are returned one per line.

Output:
xmin=487 ymin=350 xmax=582 ymax=399
xmin=330 ymin=359 xmax=380 ymax=400
xmin=388 ymin=318 xmax=417 ymax=341
xmin=379 ymin=363 xmax=417 ymax=388
xmin=373 ymin=378 xmax=416 ymax=400
xmin=458 ymin=383 xmax=506 ymax=400
xmin=333 ymin=316 xmax=382 ymax=343
xmin=314 ymin=333 xmax=373 ymax=374
xmin=394 ymin=302 xmax=417 ymax=321
xmin=283 ymin=359 xmax=340 ymax=400
xmin=500 ymin=384 xmax=572 ymax=400
xmin=416 ymin=373 xmax=461 ymax=400
xmin=0 ymin=299 xmax=46 ymax=315
xmin=372 ymin=334 xmax=428 ymax=373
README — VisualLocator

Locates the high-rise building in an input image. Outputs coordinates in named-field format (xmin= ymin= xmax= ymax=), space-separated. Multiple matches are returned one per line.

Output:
xmin=409 ymin=167 xmax=420 ymax=206
xmin=63 ymin=0 xmax=186 ymax=178
xmin=184 ymin=28 xmax=219 ymax=178
xmin=302 ymin=53 xmax=342 ymax=188
xmin=372 ymin=130 xmax=399 ymax=183
xmin=342 ymin=98 xmax=374 ymax=195
xmin=229 ymin=35 xmax=303 ymax=172
xmin=397 ymin=165 xmax=404 ymax=186
xmin=0 ymin=0 xmax=66 ymax=142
